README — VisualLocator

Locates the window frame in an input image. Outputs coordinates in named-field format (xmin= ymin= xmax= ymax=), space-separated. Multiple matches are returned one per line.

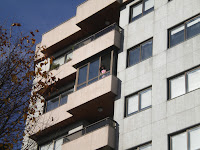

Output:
xmin=39 ymin=136 xmax=67 ymax=150
xmin=75 ymin=50 xmax=114 ymax=91
xmin=129 ymin=0 xmax=154 ymax=23
xmin=127 ymin=38 xmax=153 ymax=68
xmin=125 ymin=86 xmax=152 ymax=117
xmin=127 ymin=141 xmax=152 ymax=150
xmin=50 ymin=49 xmax=73 ymax=71
xmin=169 ymin=125 xmax=200 ymax=150
xmin=168 ymin=66 xmax=200 ymax=100
xmin=168 ymin=14 xmax=200 ymax=48
xmin=45 ymin=88 xmax=74 ymax=113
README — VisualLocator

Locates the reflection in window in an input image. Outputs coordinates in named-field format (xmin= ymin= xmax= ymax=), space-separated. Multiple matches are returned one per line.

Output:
xmin=128 ymin=39 xmax=153 ymax=67
xmin=170 ymin=126 xmax=200 ymax=150
xmin=50 ymin=50 xmax=73 ymax=70
xmin=186 ymin=16 xmax=200 ymax=39
xmin=170 ymin=75 xmax=186 ymax=99
xmin=130 ymin=0 xmax=154 ymax=22
xmin=45 ymin=88 xmax=73 ymax=112
xmin=76 ymin=51 xmax=115 ymax=90
xmin=169 ymin=66 xmax=200 ymax=99
xmin=169 ymin=15 xmax=200 ymax=48
xmin=78 ymin=65 xmax=88 ymax=85
xmin=125 ymin=87 xmax=152 ymax=117
xmin=88 ymin=59 xmax=99 ymax=82
xmin=40 ymin=138 xmax=64 ymax=150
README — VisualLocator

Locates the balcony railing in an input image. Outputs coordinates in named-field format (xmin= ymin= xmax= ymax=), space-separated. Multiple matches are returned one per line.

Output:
xmin=63 ymin=117 xmax=118 ymax=144
xmin=73 ymin=23 xmax=122 ymax=50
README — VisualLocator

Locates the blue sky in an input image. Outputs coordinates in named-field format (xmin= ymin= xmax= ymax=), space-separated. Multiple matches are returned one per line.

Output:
xmin=0 ymin=0 xmax=85 ymax=43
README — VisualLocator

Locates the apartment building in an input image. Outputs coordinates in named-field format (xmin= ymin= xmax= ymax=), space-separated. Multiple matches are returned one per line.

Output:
xmin=115 ymin=0 xmax=200 ymax=150
xmin=27 ymin=0 xmax=121 ymax=150
xmin=26 ymin=0 xmax=200 ymax=150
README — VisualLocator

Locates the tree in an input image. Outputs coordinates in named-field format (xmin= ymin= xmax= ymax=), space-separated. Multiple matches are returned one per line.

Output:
xmin=0 ymin=23 xmax=56 ymax=149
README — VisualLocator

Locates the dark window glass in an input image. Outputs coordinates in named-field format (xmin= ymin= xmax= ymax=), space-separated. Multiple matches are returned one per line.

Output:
xmin=78 ymin=65 xmax=88 ymax=85
xmin=169 ymin=15 xmax=200 ymax=48
xmin=129 ymin=47 xmax=140 ymax=66
xmin=76 ymin=51 xmax=113 ymax=90
xmin=46 ymin=96 xmax=59 ymax=112
xmin=141 ymin=40 xmax=152 ymax=60
xmin=77 ymin=83 xmax=86 ymax=90
xmin=101 ymin=53 xmax=111 ymax=71
xmin=88 ymin=77 xmax=98 ymax=85
xmin=60 ymin=88 xmax=73 ymax=106
xmin=170 ymin=24 xmax=185 ymax=47
xmin=144 ymin=0 xmax=154 ymax=15
xmin=60 ymin=93 xmax=68 ymax=106
xmin=186 ymin=16 xmax=200 ymax=39
xmin=89 ymin=59 xmax=99 ymax=80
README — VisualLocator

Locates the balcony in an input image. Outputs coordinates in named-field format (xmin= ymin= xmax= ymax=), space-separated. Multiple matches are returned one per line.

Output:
xmin=66 ymin=75 xmax=118 ymax=117
xmin=50 ymin=60 xmax=76 ymax=83
xmin=72 ymin=23 xmax=121 ymax=67
xmin=62 ymin=118 xmax=118 ymax=150
xmin=76 ymin=0 xmax=120 ymax=32
xmin=30 ymin=103 xmax=73 ymax=141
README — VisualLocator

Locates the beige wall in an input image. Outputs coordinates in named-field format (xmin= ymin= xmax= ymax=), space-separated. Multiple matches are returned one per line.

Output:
xmin=50 ymin=60 xmax=76 ymax=81
xmin=62 ymin=126 xmax=115 ymax=150
xmin=66 ymin=75 xmax=118 ymax=111
xmin=72 ymin=30 xmax=121 ymax=66
xmin=76 ymin=0 xmax=120 ymax=24
xmin=41 ymin=17 xmax=80 ymax=49
xmin=31 ymin=103 xmax=72 ymax=135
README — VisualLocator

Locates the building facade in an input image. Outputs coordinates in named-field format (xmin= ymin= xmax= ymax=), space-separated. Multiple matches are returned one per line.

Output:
xmin=27 ymin=0 xmax=200 ymax=150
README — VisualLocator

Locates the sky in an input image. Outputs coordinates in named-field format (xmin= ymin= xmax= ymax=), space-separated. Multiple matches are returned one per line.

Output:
xmin=0 ymin=0 xmax=85 ymax=43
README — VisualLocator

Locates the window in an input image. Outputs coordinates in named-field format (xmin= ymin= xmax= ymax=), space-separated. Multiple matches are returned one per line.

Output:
xmin=130 ymin=0 xmax=154 ymax=22
xmin=76 ymin=51 xmax=115 ymax=90
xmin=170 ymin=125 xmax=200 ymax=150
xmin=45 ymin=88 xmax=73 ymax=112
xmin=127 ymin=39 xmax=153 ymax=67
xmin=40 ymin=138 xmax=63 ymax=150
xmin=128 ymin=142 xmax=152 ymax=150
xmin=168 ymin=66 xmax=200 ymax=99
xmin=50 ymin=50 xmax=73 ymax=70
xmin=169 ymin=15 xmax=200 ymax=48
xmin=125 ymin=87 xmax=152 ymax=117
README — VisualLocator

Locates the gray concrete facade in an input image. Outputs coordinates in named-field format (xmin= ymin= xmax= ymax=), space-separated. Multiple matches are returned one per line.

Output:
xmin=115 ymin=0 xmax=200 ymax=149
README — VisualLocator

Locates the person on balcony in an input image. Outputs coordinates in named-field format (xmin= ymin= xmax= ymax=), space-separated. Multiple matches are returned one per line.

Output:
xmin=100 ymin=65 xmax=107 ymax=78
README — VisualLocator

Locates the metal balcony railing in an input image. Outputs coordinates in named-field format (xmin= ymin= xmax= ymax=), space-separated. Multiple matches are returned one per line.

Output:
xmin=63 ymin=117 xmax=118 ymax=144
xmin=73 ymin=23 xmax=122 ymax=50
